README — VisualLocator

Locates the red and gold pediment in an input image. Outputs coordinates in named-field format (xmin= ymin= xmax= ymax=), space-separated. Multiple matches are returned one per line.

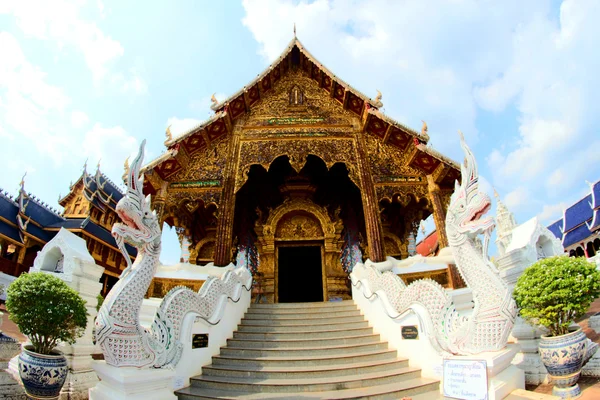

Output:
xmin=142 ymin=38 xmax=461 ymax=193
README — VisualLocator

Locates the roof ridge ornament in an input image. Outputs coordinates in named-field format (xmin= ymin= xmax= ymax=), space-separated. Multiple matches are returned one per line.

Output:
xmin=294 ymin=22 xmax=296 ymax=38
xmin=421 ymin=120 xmax=428 ymax=137
xmin=210 ymin=93 xmax=219 ymax=111
xmin=165 ymin=125 xmax=173 ymax=144
xmin=372 ymin=90 xmax=383 ymax=108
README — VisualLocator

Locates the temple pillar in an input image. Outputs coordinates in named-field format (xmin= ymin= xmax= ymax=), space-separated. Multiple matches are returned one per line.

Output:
xmin=354 ymin=134 xmax=385 ymax=263
xmin=214 ymin=133 xmax=241 ymax=266
xmin=426 ymin=174 xmax=449 ymax=249
xmin=16 ymin=238 xmax=28 ymax=265
xmin=152 ymin=181 xmax=168 ymax=229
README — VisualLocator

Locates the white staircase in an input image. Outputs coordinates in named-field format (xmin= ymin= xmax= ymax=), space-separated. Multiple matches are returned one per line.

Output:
xmin=176 ymin=300 xmax=440 ymax=399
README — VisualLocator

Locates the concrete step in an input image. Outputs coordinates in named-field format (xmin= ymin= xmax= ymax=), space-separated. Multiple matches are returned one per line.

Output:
xmin=177 ymin=379 xmax=440 ymax=399
xmin=211 ymin=348 xmax=399 ymax=368
xmin=249 ymin=300 xmax=355 ymax=310
xmin=240 ymin=314 xmax=365 ymax=325
xmin=246 ymin=303 xmax=358 ymax=315
xmin=237 ymin=320 xmax=368 ymax=333
xmin=243 ymin=309 xmax=361 ymax=319
xmin=201 ymin=358 xmax=410 ymax=379
xmin=227 ymin=333 xmax=381 ymax=349
xmin=189 ymin=366 xmax=423 ymax=393
xmin=233 ymin=326 xmax=374 ymax=340
xmin=220 ymin=342 xmax=389 ymax=358
xmin=177 ymin=379 xmax=439 ymax=399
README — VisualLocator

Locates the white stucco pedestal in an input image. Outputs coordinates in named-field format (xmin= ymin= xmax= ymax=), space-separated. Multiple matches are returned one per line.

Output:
xmin=444 ymin=345 xmax=524 ymax=400
xmin=88 ymin=361 xmax=176 ymax=400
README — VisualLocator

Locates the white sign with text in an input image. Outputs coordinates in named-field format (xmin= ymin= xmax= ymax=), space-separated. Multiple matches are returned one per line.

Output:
xmin=443 ymin=359 xmax=488 ymax=400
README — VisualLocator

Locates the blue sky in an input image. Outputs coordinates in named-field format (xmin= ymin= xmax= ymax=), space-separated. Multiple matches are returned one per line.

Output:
xmin=1 ymin=0 xmax=599 ymax=264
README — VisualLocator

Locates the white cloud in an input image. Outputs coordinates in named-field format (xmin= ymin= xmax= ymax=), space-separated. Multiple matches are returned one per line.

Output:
xmin=241 ymin=0 xmax=545 ymax=155
xmin=475 ymin=0 xmax=600 ymax=204
xmin=71 ymin=110 xmax=89 ymax=128
xmin=538 ymin=202 xmax=569 ymax=224
xmin=166 ymin=117 xmax=203 ymax=139
xmin=82 ymin=123 xmax=139 ymax=180
xmin=504 ymin=186 xmax=530 ymax=211
xmin=113 ymin=68 xmax=148 ymax=95
xmin=1 ymin=0 xmax=124 ymax=81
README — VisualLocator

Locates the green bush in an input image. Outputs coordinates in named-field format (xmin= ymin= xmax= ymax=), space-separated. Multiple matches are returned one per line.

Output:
xmin=6 ymin=272 xmax=88 ymax=355
xmin=513 ymin=256 xmax=600 ymax=336
xmin=96 ymin=293 xmax=104 ymax=312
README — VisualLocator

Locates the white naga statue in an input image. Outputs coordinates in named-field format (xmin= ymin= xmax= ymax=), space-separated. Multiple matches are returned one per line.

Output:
xmin=95 ymin=140 xmax=251 ymax=368
xmin=355 ymin=132 xmax=517 ymax=355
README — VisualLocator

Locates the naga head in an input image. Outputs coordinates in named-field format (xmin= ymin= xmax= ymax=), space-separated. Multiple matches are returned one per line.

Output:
xmin=112 ymin=140 xmax=161 ymax=261
xmin=446 ymin=132 xmax=495 ymax=241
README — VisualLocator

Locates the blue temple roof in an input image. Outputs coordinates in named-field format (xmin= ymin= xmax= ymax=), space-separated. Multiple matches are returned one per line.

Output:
xmin=592 ymin=180 xmax=600 ymax=210
xmin=0 ymin=194 xmax=19 ymax=221
xmin=82 ymin=220 xmax=136 ymax=256
xmin=22 ymin=197 xmax=64 ymax=227
xmin=547 ymin=219 xmax=563 ymax=240
xmin=589 ymin=209 xmax=600 ymax=232
xmin=0 ymin=220 xmax=21 ymax=243
xmin=563 ymin=223 xmax=593 ymax=248
xmin=563 ymin=194 xmax=593 ymax=233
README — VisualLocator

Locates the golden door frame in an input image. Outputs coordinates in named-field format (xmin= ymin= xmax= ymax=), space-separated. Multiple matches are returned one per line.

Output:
xmin=255 ymin=198 xmax=344 ymax=303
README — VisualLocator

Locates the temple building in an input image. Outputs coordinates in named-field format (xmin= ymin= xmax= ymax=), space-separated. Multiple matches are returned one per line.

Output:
xmin=141 ymin=38 xmax=461 ymax=303
xmin=548 ymin=179 xmax=600 ymax=258
xmin=0 ymin=164 xmax=136 ymax=295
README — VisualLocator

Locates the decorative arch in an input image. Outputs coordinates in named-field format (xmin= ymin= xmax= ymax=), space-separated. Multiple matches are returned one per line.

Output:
xmin=235 ymin=140 xmax=360 ymax=192
xmin=189 ymin=236 xmax=216 ymax=265
xmin=254 ymin=197 xmax=345 ymax=303
xmin=262 ymin=198 xmax=338 ymax=241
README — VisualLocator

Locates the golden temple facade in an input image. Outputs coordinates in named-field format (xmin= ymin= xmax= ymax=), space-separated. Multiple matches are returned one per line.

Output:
xmin=142 ymin=39 xmax=460 ymax=303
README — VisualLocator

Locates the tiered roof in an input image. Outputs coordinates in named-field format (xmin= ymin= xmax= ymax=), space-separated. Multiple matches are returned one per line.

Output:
xmin=142 ymin=38 xmax=460 ymax=188
xmin=0 ymin=167 xmax=136 ymax=258
xmin=547 ymin=179 xmax=600 ymax=248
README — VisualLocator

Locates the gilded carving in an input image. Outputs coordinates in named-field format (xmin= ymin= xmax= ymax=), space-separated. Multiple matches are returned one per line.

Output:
xmin=276 ymin=214 xmax=323 ymax=239
xmin=364 ymin=134 xmax=424 ymax=182
xmin=166 ymin=189 xmax=222 ymax=209
xmin=375 ymin=184 xmax=430 ymax=205
xmin=171 ymin=136 xmax=230 ymax=182
xmin=236 ymin=139 xmax=359 ymax=191
xmin=243 ymin=70 xmax=357 ymax=126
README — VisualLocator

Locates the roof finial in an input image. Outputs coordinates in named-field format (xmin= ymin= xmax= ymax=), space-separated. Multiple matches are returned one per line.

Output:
xmin=210 ymin=93 xmax=219 ymax=111
xmin=493 ymin=187 xmax=500 ymax=199
xmin=83 ymin=158 xmax=88 ymax=172
xmin=165 ymin=125 xmax=173 ymax=143
xmin=19 ymin=172 xmax=27 ymax=189
xmin=421 ymin=120 xmax=428 ymax=136
xmin=293 ymin=23 xmax=296 ymax=38
xmin=372 ymin=90 xmax=383 ymax=108
xmin=97 ymin=159 xmax=101 ymax=170
xmin=124 ymin=156 xmax=130 ymax=173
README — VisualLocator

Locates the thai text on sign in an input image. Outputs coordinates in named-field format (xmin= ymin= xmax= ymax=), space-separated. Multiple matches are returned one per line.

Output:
xmin=443 ymin=359 xmax=488 ymax=400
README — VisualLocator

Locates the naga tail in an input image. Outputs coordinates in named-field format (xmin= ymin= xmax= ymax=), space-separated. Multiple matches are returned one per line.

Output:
xmin=150 ymin=267 xmax=253 ymax=368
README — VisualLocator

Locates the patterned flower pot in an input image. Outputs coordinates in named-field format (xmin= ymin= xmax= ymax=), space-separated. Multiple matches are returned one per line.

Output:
xmin=18 ymin=345 xmax=68 ymax=400
xmin=539 ymin=327 xmax=588 ymax=399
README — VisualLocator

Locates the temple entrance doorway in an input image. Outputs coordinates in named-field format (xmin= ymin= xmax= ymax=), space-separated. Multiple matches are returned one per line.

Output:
xmin=277 ymin=244 xmax=324 ymax=303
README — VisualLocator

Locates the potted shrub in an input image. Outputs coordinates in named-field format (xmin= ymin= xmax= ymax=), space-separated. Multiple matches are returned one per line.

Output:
xmin=514 ymin=255 xmax=600 ymax=399
xmin=6 ymin=272 xmax=87 ymax=399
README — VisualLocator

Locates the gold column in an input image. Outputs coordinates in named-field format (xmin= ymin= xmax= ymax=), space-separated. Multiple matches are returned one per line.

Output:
xmin=214 ymin=133 xmax=241 ymax=266
xmin=426 ymin=174 xmax=449 ymax=248
xmin=354 ymin=134 xmax=385 ymax=263
xmin=152 ymin=181 xmax=168 ymax=229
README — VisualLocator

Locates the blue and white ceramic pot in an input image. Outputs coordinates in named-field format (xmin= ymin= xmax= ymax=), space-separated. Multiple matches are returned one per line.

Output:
xmin=18 ymin=345 xmax=68 ymax=400
xmin=539 ymin=327 xmax=588 ymax=399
